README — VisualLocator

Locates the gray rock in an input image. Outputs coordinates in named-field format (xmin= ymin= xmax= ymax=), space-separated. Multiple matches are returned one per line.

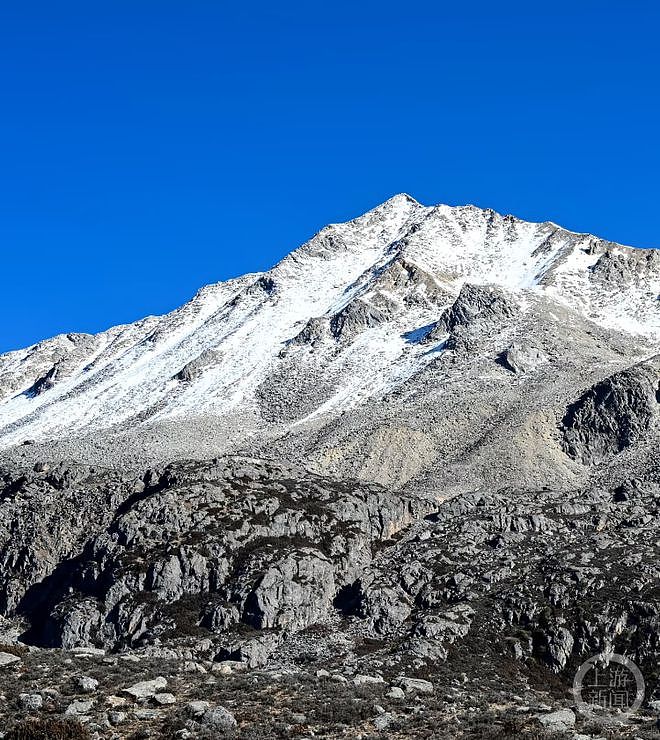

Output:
xmin=0 ymin=652 xmax=20 ymax=667
xmin=200 ymin=706 xmax=237 ymax=733
xmin=134 ymin=708 xmax=160 ymax=720
xmin=108 ymin=711 xmax=127 ymax=726
xmin=65 ymin=699 xmax=95 ymax=715
xmin=561 ymin=357 xmax=660 ymax=464
xmin=396 ymin=677 xmax=434 ymax=694
xmin=76 ymin=676 xmax=99 ymax=693
xmin=19 ymin=693 xmax=43 ymax=711
xmin=187 ymin=700 xmax=211 ymax=717
xmin=173 ymin=349 xmax=221 ymax=382
xmin=498 ymin=343 xmax=546 ymax=373
xmin=374 ymin=713 xmax=394 ymax=730
xmin=241 ymin=547 xmax=336 ymax=631
xmin=123 ymin=676 xmax=168 ymax=700
xmin=537 ymin=708 xmax=575 ymax=731
xmin=329 ymin=298 xmax=392 ymax=342
xmin=154 ymin=692 xmax=176 ymax=705
xmin=353 ymin=674 xmax=385 ymax=686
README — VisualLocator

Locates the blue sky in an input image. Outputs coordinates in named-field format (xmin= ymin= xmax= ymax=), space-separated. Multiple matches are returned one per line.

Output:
xmin=1 ymin=1 xmax=659 ymax=352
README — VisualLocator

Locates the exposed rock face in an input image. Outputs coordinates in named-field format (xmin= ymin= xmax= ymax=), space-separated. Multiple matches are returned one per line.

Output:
xmin=290 ymin=316 xmax=331 ymax=347
xmin=424 ymin=283 xmax=518 ymax=352
xmin=0 ymin=463 xmax=136 ymax=614
xmin=0 ymin=458 xmax=431 ymax=653
xmin=329 ymin=298 xmax=392 ymax=342
xmin=561 ymin=356 xmax=660 ymax=464
xmin=240 ymin=547 xmax=335 ymax=630
xmin=589 ymin=245 xmax=660 ymax=289
xmin=369 ymin=257 xmax=450 ymax=308
xmin=352 ymin=481 xmax=660 ymax=675
xmin=173 ymin=349 xmax=221 ymax=382
xmin=436 ymin=283 xmax=518 ymax=335
xmin=0 ymin=453 xmax=657 ymax=691
xmin=290 ymin=256 xmax=449 ymax=348
xmin=1 ymin=333 xmax=99 ymax=402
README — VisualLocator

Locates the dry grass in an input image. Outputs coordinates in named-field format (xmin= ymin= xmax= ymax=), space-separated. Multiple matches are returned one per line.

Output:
xmin=5 ymin=717 xmax=91 ymax=740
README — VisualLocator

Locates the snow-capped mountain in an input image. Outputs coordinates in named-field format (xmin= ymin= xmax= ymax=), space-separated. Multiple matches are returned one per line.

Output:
xmin=1 ymin=194 xmax=658 ymax=468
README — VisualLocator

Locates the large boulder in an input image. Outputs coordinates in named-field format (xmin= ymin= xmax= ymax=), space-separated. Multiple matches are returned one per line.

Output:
xmin=561 ymin=357 xmax=660 ymax=464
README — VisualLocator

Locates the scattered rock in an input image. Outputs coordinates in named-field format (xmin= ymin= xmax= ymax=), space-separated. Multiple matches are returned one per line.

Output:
xmin=19 ymin=693 xmax=43 ymax=711
xmin=76 ymin=676 xmax=99 ymax=693
xmin=108 ymin=710 xmax=127 ymax=726
xmin=154 ymin=692 xmax=176 ymax=705
xmin=537 ymin=708 xmax=575 ymax=731
xmin=0 ymin=652 xmax=21 ymax=667
xmin=123 ymin=676 xmax=168 ymax=700
xmin=106 ymin=695 xmax=127 ymax=708
xmin=200 ymin=706 xmax=237 ymax=733
xmin=187 ymin=700 xmax=211 ymax=717
xmin=353 ymin=674 xmax=385 ymax=686
xmin=65 ymin=699 xmax=94 ymax=716
xmin=134 ymin=708 xmax=160 ymax=720
xmin=396 ymin=677 xmax=434 ymax=694
xmin=374 ymin=713 xmax=394 ymax=730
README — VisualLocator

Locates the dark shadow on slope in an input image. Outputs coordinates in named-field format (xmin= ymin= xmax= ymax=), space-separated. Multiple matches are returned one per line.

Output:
xmin=333 ymin=581 xmax=364 ymax=617
xmin=402 ymin=323 xmax=436 ymax=344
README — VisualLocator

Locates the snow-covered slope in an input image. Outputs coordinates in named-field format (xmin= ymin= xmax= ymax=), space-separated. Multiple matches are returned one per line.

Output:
xmin=1 ymin=194 xmax=658 ymax=452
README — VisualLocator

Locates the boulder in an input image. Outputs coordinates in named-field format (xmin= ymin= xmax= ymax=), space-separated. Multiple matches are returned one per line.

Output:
xmin=123 ymin=676 xmax=168 ymax=700
xmin=200 ymin=706 xmax=237 ymax=733
xmin=396 ymin=677 xmax=434 ymax=694
xmin=537 ymin=708 xmax=575 ymax=731
xmin=0 ymin=652 xmax=21 ymax=667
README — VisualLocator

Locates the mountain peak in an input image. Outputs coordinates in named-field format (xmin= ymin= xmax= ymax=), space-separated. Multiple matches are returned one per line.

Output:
xmin=0 ymin=197 xmax=658 ymax=456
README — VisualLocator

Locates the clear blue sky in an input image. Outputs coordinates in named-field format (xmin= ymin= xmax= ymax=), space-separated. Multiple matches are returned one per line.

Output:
xmin=1 ymin=1 xmax=659 ymax=352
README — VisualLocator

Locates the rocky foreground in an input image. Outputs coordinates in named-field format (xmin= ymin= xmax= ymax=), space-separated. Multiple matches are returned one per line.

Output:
xmin=0 ymin=454 xmax=658 ymax=738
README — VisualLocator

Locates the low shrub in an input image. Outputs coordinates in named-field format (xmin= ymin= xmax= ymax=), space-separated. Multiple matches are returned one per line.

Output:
xmin=5 ymin=717 xmax=91 ymax=740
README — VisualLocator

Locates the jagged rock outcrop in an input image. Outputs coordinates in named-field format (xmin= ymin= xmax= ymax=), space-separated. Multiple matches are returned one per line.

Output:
xmin=0 ymin=463 xmax=137 ymax=614
xmin=352 ymin=480 xmax=660 ymax=675
xmin=368 ymin=256 xmax=450 ymax=308
xmin=289 ymin=317 xmax=331 ymax=347
xmin=1 ymin=333 xmax=99 ymax=402
xmin=173 ymin=349 xmax=221 ymax=382
xmin=239 ymin=546 xmax=335 ymax=630
xmin=0 ymin=458 xmax=432 ymax=653
xmin=589 ymin=245 xmax=660 ymax=289
xmin=1 ymin=452 xmax=657 ymax=695
xmin=423 ymin=283 xmax=518 ymax=352
xmin=560 ymin=356 xmax=660 ymax=464
xmin=329 ymin=298 xmax=393 ymax=342
xmin=438 ymin=283 xmax=518 ymax=334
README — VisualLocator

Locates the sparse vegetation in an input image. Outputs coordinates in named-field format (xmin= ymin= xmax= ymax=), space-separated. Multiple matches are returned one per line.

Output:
xmin=6 ymin=718 xmax=91 ymax=740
